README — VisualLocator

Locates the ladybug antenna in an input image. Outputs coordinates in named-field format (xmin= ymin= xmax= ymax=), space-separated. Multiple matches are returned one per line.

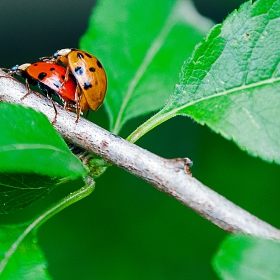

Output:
xmin=0 ymin=67 xmax=11 ymax=74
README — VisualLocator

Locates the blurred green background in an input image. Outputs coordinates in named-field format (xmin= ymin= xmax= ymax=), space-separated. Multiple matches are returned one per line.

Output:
xmin=1 ymin=0 xmax=280 ymax=279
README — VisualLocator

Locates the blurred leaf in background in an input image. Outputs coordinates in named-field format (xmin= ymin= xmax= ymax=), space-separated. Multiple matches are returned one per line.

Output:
xmin=213 ymin=234 xmax=280 ymax=280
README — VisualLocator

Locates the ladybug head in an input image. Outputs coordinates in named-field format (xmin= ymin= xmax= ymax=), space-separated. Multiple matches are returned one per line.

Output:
xmin=9 ymin=63 xmax=31 ymax=74
xmin=10 ymin=65 xmax=19 ymax=72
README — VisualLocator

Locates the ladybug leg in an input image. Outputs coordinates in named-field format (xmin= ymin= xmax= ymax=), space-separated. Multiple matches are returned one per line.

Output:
xmin=20 ymin=78 xmax=42 ymax=100
xmin=39 ymin=55 xmax=56 ymax=62
xmin=60 ymin=66 xmax=70 ymax=89
xmin=0 ymin=70 xmax=32 ymax=100
xmin=64 ymin=100 xmax=70 ymax=110
xmin=0 ymin=67 xmax=13 ymax=73
xmin=44 ymin=92 xmax=61 ymax=124
xmin=64 ymin=100 xmax=76 ymax=112
xmin=65 ymin=67 xmax=70 ymax=82
xmin=75 ymin=85 xmax=82 ymax=123
xmin=50 ymin=99 xmax=58 ymax=124
xmin=84 ymin=110 xmax=90 ymax=119
xmin=46 ymin=93 xmax=58 ymax=123
xmin=0 ymin=73 xmax=17 ymax=80
xmin=20 ymin=78 xmax=32 ymax=100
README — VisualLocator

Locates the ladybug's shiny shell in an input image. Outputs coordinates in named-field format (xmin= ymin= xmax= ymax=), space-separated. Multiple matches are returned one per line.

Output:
xmin=25 ymin=62 xmax=77 ymax=105
xmin=7 ymin=61 xmax=79 ymax=122
xmin=52 ymin=48 xmax=107 ymax=113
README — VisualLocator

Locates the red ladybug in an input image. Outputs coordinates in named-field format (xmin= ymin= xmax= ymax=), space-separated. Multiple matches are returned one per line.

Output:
xmin=7 ymin=61 xmax=79 ymax=122
xmin=41 ymin=48 xmax=107 ymax=116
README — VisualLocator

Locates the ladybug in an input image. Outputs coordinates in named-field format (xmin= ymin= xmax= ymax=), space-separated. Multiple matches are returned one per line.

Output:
xmin=6 ymin=61 xmax=79 ymax=122
xmin=41 ymin=48 xmax=107 ymax=116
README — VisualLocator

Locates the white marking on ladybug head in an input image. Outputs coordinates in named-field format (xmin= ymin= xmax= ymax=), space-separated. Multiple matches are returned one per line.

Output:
xmin=18 ymin=63 xmax=31 ymax=71
xmin=54 ymin=48 xmax=72 ymax=57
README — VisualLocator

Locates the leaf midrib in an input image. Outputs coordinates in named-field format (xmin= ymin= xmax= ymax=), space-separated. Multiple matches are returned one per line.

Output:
xmin=111 ymin=1 xmax=181 ymax=134
xmin=170 ymin=76 xmax=280 ymax=116
xmin=0 ymin=143 xmax=66 ymax=153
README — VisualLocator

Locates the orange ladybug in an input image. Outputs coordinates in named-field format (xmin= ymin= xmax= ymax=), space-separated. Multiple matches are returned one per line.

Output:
xmin=41 ymin=48 xmax=107 ymax=117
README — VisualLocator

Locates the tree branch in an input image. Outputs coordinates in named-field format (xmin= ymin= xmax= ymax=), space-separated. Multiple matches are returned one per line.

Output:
xmin=1 ymin=70 xmax=280 ymax=240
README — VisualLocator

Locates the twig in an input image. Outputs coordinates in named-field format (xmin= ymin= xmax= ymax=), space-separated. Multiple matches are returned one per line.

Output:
xmin=1 ymin=70 xmax=280 ymax=240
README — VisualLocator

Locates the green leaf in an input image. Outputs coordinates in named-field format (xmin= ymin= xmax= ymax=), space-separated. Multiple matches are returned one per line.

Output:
xmin=128 ymin=0 xmax=280 ymax=163
xmin=212 ymin=234 xmax=280 ymax=280
xmin=80 ymin=0 xmax=212 ymax=134
xmin=0 ymin=173 xmax=58 ymax=214
xmin=0 ymin=178 xmax=94 ymax=278
xmin=0 ymin=103 xmax=87 ymax=213
xmin=0 ymin=224 xmax=51 ymax=279
xmin=0 ymin=103 xmax=86 ymax=178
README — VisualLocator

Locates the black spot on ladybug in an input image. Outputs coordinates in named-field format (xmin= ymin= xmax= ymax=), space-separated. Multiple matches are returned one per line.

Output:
xmin=38 ymin=72 xmax=47 ymax=80
xmin=33 ymin=63 xmax=38 ymax=67
xmin=77 ymin=52 xmax=84 ymax=59
xmin=75 ymin=66 xmax=84 ymax=75
xmin=97 ymin=61 xmax=102 ymax=68
xmin=61 ymin=75 xmax=65 ymax=80
xmin=85 ymin=53 xmax=92 ymax=58
xmin=50 ymin=67 xmax=55 ymax=71
xmin=89 ymin=67 xmax=95 ymax=72
xmin=83 ymin=82 xmax=92 ymax=90
xmin=53 ymin=80 xmax=62 ymax=88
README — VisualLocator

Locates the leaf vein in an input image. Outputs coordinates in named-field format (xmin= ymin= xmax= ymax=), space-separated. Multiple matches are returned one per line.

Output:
xmin=175 ymin=76 xmax=280 ymax=115
xmin=112 ymin=0 xmax=181 ymax=134
xmin=0 ymin=144 xmax=67 ymax=153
